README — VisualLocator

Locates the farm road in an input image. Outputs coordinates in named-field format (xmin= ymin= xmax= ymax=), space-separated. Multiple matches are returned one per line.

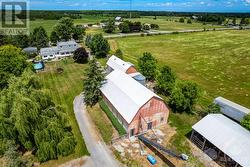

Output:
xmin=73 ymin=95 xmax=121 ymax=167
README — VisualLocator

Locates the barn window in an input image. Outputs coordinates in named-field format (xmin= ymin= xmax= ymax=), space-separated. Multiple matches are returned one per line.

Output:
xmin=130 ymin=128 xmax=135 ymax=136
xmin=161 ymin=117 xmax=164 ymax=122
xmin=147 ymin=122 xmax=153 ymax=130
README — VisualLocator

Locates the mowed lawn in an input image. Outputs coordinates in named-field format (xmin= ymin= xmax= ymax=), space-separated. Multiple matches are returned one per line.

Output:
xmin=38 ymin=59 xmax=89 ymax=166
xmin=127 ymin=16 xmax=223 ymax=31
xmin=109 ymin=30 xmax=250 ymax=108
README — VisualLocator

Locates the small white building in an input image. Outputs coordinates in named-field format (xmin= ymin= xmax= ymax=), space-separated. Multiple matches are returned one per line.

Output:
xmin=106 ymin=56 xmax=146 ymax=85
xmin=214 ymin=97 xmax=250 ymax=122
xmin=40 ymin=40 xmax=80 ymax=60
xmin=115 ymin=16 xmax=122 ymax=22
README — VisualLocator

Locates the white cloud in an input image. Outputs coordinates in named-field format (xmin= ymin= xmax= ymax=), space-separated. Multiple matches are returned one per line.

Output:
xmin=146 ymin=2 xmax=173 ymax=7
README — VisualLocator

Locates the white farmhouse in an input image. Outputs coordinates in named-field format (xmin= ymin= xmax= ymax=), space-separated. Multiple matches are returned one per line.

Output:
xmin=40 ymin=40 xmax=80 ymax=60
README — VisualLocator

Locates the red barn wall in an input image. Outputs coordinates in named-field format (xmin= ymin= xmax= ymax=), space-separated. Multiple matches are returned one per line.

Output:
xmin=128 ymin=97 xmax=169 ymax=136
xmin=126 ymin=66 xmax=137 ymax=74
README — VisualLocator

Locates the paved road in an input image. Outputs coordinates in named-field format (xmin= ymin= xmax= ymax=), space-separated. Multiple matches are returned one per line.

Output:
xmin=73 ymin=95 xmax=121 ymax=167
xmin=103 ymin=27 xmax=247 ymax=39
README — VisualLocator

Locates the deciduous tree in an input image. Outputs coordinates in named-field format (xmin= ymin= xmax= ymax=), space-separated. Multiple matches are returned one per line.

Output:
xmin=53 ymin=17 xmax=75 ymax=41
xmin=0 ymin=45 xmax=28 ymax=89
xmin=103 ymin=19 xmax=116 ymax=33
xmin=138 ymin=52 xmax=157 ymax=81
xmin=30 ymin=26 xmax=49 ymax=49
xmin=50 ymin=31 xmax=59 ymax=44
xmin=169 ymin=80 xmax=200 ymax=113
xmin=73 ymin=47 xmax=89 ymax=63
xmin=89 ymin=34 xmax=110 ymax=58
xmin=156 ymin=65 xmax=177 ymax=95
xmin=0 ymin=70 xmax=76 ymax=162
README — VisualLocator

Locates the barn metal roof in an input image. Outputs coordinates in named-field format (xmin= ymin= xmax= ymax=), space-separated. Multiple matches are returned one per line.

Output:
xmin=192 ymin=114 xmax=250 ymax=167
xmin=100 ymin=70 xmax=161 ymax=124
xmin=107 ymin=55 xmax=134 ymax=73
xmin=214 ymin=97 xmax=250 ymax=122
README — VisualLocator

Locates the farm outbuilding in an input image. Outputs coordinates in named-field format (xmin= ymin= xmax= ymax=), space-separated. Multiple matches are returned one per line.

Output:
xmin=106 ymin=56 xmax=146 ymax=85
xmin=106 ymin=55 xmax=137 ymax=74
xmin=214 ymin=97 xmax=250 ymax=122
xmin=191 ymin=114 xmax=250 ymax=167
xmin=100 ymin=70 xmax=169 ymax=137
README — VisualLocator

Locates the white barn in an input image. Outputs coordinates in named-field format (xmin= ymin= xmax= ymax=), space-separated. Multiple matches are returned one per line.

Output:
xmin=100 ymin=70 xmax=169 ymax=136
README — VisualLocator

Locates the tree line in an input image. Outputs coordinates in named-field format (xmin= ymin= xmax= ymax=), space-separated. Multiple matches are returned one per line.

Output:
xmin=28 ymin=10 xmax=250 ymax=21
xmin=0 ymin=17 xmax=85 ymax=51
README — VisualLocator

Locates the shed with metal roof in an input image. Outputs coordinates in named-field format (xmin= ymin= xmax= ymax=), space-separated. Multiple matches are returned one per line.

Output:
xmin=191 ymin=114 xmax=250 ymax=167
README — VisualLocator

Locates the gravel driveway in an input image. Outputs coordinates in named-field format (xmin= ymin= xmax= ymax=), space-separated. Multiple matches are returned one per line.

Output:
xmin=73 ymin=95 xmax=121 ymax=167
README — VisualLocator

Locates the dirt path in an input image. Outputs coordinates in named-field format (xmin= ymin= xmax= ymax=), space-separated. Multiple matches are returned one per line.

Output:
xmin=73 ymin=95 xmax=121 ymax=167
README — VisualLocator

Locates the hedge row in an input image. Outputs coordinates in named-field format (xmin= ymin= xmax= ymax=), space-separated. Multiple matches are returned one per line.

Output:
xmin=99 ymin=100 xmax=127 ymax=135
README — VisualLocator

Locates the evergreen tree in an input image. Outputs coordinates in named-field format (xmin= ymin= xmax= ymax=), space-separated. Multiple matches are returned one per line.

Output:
xmin=138 ymin=52 xmax=157 ymax=81
xmin=83 ymin=58 xmax=105 ymax=107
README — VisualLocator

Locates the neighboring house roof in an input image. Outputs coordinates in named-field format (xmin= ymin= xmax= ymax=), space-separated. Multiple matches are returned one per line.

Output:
xmin=214 ymin=97 xmax=250 ymax=122
xmin=22 ymin=47 xmax=37 ymax=53
xmin=115 ymin=16 xmax=122 ymax=21
xmin=192 ymin=114 xmax=250 ymax=167
xmin=40 ymin=47 xmax=59 ymax=55
xmin=57 ymin=40 xmax=78 ymax=47
xmin=100 ymin=70 xmax=161 ymax=124
xmin=107 ymin=55 xmax=134 ymax=73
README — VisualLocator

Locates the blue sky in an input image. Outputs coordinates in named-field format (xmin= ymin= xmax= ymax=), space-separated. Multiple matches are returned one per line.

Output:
xmin=30 ymin=0 xmax=250 ymax=12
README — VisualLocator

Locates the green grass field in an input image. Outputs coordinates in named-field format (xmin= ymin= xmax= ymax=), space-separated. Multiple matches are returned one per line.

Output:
xmin=87 ymin=103 xmax=114 ymax=143
xmin=38 ymin=59 xmax=89 ymax=167
xmin=127 ymin=16 xmax=223 ymax=31
xmin=109 ymin=30 xmax=250 ymax=108
xmin=30 ymin=16 xmax=225 ymax=36
xmin=30 ymin=15 xmax=108 ymax=35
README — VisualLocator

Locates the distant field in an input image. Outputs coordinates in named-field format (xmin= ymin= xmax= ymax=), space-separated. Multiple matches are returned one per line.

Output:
xmin=30 ymin=16 xmax=225 ymax=35
xmin=109 ymin=30 xmax=250 ymax=108
xmin=30 ymin=15 xmax=109 ymax=35
xmin=38 ymin=59 xmax=89 ymax=167
xmin=127 ymin=16 xmax=224 ymax=31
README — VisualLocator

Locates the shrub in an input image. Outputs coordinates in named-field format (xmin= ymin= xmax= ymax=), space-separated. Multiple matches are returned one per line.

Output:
xmin=179 ymin=18 xmax=185 ymax=23
xmin=241 ymin=114 xmax=250 ymax=130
